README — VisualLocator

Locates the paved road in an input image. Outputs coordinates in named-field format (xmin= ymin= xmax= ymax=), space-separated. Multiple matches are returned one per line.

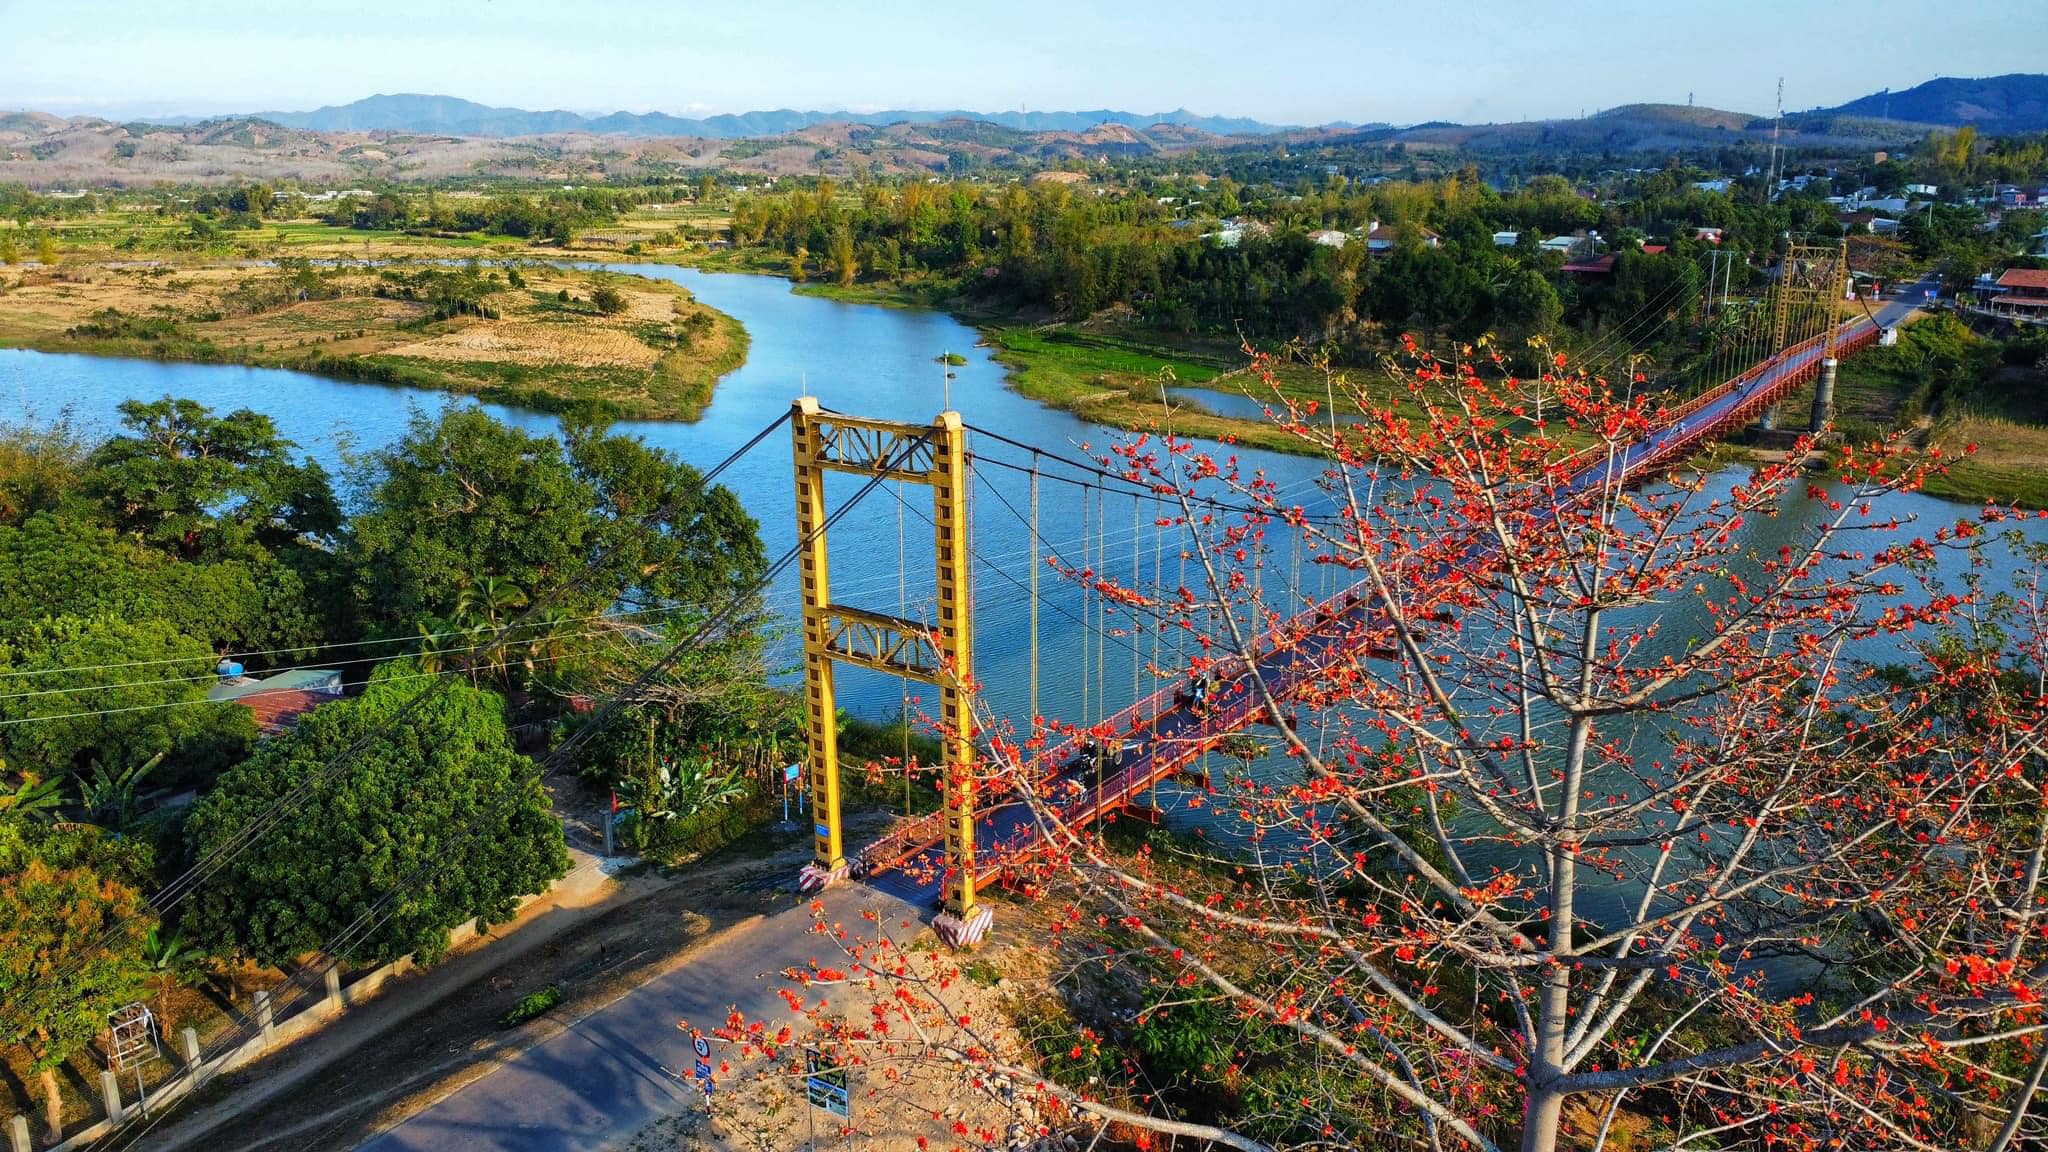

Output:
xmin=358 ymin=885 xmax=914 ymax=1151
xmin=363 ymin=287 xmax=1940 ymax=1151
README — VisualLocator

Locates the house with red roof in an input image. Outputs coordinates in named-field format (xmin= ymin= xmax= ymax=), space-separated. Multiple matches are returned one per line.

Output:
xmin=1987 ymin=267 xmax=2048 ymax=321
xmin=207 ymin=668 xmax=344 ymax=735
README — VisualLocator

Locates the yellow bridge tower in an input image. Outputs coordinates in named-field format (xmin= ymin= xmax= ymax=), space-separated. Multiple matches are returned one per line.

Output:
xmin=790 ymin=398 xmax=991 ymax=947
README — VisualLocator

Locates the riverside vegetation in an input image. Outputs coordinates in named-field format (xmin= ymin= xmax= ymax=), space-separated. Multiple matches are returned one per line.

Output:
xmin=6 ymin=159 xmax=2048 ymax=498
xmin=0 ymin=396 xmax=787 ymax=1140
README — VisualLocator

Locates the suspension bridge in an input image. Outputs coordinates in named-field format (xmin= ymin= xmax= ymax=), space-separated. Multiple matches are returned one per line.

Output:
xmin=790 ymin=251 xmax=1927 ymax=948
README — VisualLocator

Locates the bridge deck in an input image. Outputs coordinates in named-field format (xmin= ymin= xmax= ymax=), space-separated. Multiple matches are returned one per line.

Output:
xmin=855 ymin=288 xmax=1927 ymax=902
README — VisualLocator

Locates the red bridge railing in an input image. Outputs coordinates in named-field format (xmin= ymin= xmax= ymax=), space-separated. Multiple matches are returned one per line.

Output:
xmin=857 ymin=313 xmax=1889 ymax=887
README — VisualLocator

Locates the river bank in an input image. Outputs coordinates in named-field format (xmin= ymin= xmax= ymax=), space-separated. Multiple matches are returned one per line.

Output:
xmin=11 ymin=210 xmax=2048 ymax=506
xmin=0 ymin=253 xmax=747 ymax=420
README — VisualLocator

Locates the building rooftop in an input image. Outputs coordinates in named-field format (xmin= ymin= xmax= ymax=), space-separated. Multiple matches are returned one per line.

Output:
xmin=208 ymin=669 xmax=343 ymax=734
xmin=207 ymin=667 xmax=343 ymax=701
xmin=1996 ymin=268 xmax=2048 ymax=291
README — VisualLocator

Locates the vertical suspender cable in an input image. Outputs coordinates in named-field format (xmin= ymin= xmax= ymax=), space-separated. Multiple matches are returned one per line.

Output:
xmin=898 ymin=478 xmax=911 ymax=816
xmin=1151 ymin=489 xmax=1165 ymax=812
xmin=1095 ymin=482 xmax=1107 ymax=733
xmin=1079 ymin=480 xmax=1091 ymax=735
xmin=1131 ymin=491 xmax=1141 ymax=717
xmin=1028 ymin=453 xmax=1041 ymax=775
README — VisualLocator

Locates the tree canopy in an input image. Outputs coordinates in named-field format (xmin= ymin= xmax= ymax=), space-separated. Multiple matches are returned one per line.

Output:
xmin=0 ymin=821 xmax=154 ymax=1137
xmin=184 ymin=666 xmax=569 ymax=966
xmin=83 ymin=396 xmax=341 ymax=560
xmin=0 ymin=615 xmax=254 ymax=783
xmin=348 ymin=407 xmax=764 ymax=639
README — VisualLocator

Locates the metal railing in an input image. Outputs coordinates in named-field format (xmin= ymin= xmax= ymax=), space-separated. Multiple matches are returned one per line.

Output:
xmin=856 ymin=314 xmax=1888 ymax=886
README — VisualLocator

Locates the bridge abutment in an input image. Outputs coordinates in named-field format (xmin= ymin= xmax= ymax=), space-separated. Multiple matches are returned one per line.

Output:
xmin=1810 ymin=357 xmax=1838 ymax=433
xmin=934 ymin=904 xmax=993 ymax=948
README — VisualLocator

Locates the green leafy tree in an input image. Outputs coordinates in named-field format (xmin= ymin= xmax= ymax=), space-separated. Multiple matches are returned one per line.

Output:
xmin=829 ymin=227 xmax=858 ymax=287
xmin=82 ymin=397 xmax=341 ymax=559
xmin=34 ymin=231 xmax=57 ymax=266
xmin=589 ymin=283 xmax=628 ymax=315
xmin=0 ymin=414 xmax=89 ymax=526
xmin=0 ymin=823 xmax=153 ymax=1140
xmin=0 ymin=512 xmax=324 ymax=652
xmin=0 ymin=231 xmax=17 ymax=265
xmin=184 ymin=666 xmax=569 ymax=966
xmin=349 ymin=408 xmax=763 ymax=642
xmin=0 ymin=616 xmax=255 ymax=783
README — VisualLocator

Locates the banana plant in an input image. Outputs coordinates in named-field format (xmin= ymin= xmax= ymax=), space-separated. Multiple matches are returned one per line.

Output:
xmin=141 ymin=926 xmax=201 ymax=1033
xmin=0 ymin=759 xmax=64 ymax=824
xmin=617 ymin=755 xmax=748 ymax=824
xmin=75 ymin=752 xmax=163 ymax=836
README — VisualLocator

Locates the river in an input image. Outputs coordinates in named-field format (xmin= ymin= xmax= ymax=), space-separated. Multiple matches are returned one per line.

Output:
xmin=5 ymin=264 xmax=2045 ymax=862
xmin=0 ymin=265 xmax=1331 ymax=755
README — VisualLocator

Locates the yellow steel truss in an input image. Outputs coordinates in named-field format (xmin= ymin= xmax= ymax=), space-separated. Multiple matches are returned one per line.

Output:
xmin=791 ymin=398 xmax=980 ymax=919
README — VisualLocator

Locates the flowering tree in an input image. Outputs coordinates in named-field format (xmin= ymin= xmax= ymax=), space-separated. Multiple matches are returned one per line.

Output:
xmin=714 ymin=344 xmax=2048 ymax=1152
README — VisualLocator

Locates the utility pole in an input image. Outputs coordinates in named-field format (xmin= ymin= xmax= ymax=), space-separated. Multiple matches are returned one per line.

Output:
xmin=1765 ymin=77 xmax=1784 ymax=205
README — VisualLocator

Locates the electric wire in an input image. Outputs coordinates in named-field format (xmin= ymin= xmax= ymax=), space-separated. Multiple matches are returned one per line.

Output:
xmin=7 ymin=410 xmax=795 ymax=1017
xmin=81 ymin=426 xmax=932 ymax=1152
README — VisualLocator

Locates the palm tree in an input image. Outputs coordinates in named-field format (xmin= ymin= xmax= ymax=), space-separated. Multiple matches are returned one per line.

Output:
xmin=454 ymin=578 xmax=530 ymax=685
xmin=457 ymin=575 xmax=529 ymax=629
xmin=414 ymin=616 xmax=457 ymax=675
xmin=520 ymin=604 xmax=581 ymax=685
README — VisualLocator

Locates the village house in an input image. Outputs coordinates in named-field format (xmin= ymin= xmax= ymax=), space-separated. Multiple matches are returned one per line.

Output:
xmin=207 ymin=667 xmax=344 ymax=735
xmin=1984 ymin=267 xmax=2048 ymax=322
xmin=1307 ymin=229 xmax=1348 ymax=248
xmin=1364 ymin=220 xmax=1440 ymax=255
xmin=1562 ymin=252 xmax=1619 ymax=280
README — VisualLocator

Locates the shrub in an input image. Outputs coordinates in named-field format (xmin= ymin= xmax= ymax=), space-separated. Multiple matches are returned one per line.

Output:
xmin=500 ymin=984 xmax=562 ymax=1028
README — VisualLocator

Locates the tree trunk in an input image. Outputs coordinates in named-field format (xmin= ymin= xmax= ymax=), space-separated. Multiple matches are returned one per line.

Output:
xmin=39 ymin=1065 xmax=62 ymax=1142
xmin=1521 ymin=1083 xmax=1567 ymax=1152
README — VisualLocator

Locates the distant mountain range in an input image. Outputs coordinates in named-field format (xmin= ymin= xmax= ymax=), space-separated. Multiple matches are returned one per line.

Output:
xmin=232 ymin=93 xmax=1300 ymax=139
xmin=1811 ymin=73 xmax=2048 ymax=133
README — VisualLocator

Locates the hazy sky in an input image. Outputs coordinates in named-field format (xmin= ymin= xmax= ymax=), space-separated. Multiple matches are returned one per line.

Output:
xmin=5 ymin=0 xmax=2043 ymax=125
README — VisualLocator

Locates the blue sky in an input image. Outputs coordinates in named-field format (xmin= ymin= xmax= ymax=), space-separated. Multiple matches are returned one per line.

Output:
xmin=4 ymin=0 xmax=2043 ymax=125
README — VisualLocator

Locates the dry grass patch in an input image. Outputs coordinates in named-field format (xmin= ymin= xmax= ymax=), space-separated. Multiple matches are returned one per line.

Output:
xmin=0 ymin=260 xmax=748 ymax=421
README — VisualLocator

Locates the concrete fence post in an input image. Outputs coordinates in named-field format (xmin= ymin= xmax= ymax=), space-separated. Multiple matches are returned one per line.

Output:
xmin=325 ymin=965 xmax=343 ymax=1011
xmin=99 ymin=1069 xmax=123 ymax=1124
xmin=181 ymin=1026 xmax=202 ymax=1066
xmin=253 ymin=990 xmax=276 ymax=1045
xmin=9 ymin=1114 xmax=31 ymax=1152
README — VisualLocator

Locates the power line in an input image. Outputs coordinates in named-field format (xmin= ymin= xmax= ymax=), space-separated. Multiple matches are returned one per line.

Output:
xmin=5 ymin=409 xmax=795 ymax=1013
xmin=84 ymin=431 xmax=943 ymax=1152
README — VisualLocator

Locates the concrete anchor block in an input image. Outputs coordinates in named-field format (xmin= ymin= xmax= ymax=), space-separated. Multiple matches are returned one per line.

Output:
xmin=253 ymin=989 xmax=276 ymax=1044
xmin=181 ymin=1026 xmax=201 ymax=1066
xmin=99 ymin=1069 xmax=123 ymax=1124
xmin=325 ymin=965 xmax=343 ymax=1010
xmin=9 ymin=1114 xmax=31 ymax=1152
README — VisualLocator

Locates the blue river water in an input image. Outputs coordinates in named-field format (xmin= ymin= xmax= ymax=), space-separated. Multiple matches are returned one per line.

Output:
xmin=6 ymin=266 xmax=2045 ymax=866
xmin=0 ymin=266 xmax=1333 ymax=751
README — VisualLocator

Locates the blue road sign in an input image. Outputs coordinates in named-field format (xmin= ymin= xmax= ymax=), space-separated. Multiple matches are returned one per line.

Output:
xmin=804 ymin=1048 xmax=850 ymax=1118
